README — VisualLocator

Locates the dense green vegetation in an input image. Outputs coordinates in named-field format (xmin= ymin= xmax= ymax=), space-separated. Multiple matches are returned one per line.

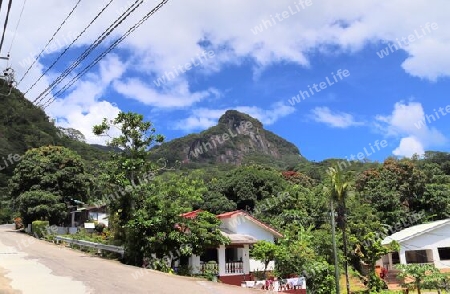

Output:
xmin=0 ymin=84 xmax=110 ymax=222
xmin=2 ymin=89 xmax=450 ymax=293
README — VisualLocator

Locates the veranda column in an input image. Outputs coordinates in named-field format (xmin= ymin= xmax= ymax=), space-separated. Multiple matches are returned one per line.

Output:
xmin=431 ymin=248 xmax=440 ymax=268
xmin=399 ymin=248 xmax=407 ymax=265
xmin=243 ymin=245 xmax=250 ymax=274
xmin=218 ymin=245 xmax=226 ymax=276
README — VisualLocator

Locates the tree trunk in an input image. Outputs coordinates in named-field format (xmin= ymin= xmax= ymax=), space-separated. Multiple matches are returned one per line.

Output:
xmin=342 ymin=225 xmax=350 ymax=294
xmin=331 ymin=200 xmax=340 ymax=294
xmin=341 ymin=199 xmax=350 ymax=294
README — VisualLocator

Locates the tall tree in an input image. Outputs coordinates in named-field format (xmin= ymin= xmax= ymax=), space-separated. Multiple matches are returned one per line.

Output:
xmin=329 ymin=167 xmax=351 ymax=294
xmin=125 ymin=173 xmax=228 ymax=267
xmin=206 ymin=164 xmax=287 ymax=211
xmin=9 ymin=146 xmax=91 ymax=225
xmin=93 ymin=112 xmax=164 ymax=240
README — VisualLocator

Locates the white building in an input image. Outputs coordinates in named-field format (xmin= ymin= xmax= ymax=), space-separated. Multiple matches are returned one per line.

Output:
xmin=377 ymin=218 xmax=450 ymax=270
xmin=181 ymin=210 xmax=282 ymax=286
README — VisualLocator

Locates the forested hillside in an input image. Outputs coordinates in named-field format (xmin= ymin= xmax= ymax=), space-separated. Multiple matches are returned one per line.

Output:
xmin=149 ymin=110 xmax=304 ymax=169
xmin=0 ymin=84 xmax=109 ymax=220
xmin=2 ymin=86 xmax=450 ymax=292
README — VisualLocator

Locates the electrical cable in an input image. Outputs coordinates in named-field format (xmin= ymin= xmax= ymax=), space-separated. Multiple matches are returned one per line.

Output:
xmin=42 ymin=0 xmax=170 ymax=109
xmin=34 ymin=0 xmax=144 ymax=106
xmin=6 ymin=0 xmax=27 ymax=64
xmin=0 ymin=0 xmax=13 ymax=53
xmin=16 ymin=0 xmax=82 ymax=86
xmin=22 ymin=0 xmax=115 ymax=96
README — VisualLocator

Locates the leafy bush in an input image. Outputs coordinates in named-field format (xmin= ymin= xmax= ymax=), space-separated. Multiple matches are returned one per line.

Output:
xmin=148 ymin=258 xmax=172 ymax=273
xmin=14 ymin=217 xmax=23 ymax=229
xmin=32 ymin=220 xmax=49 ymax=238
xmin=176 ymin=264 xmax=193 ymax=276
xmin=367 ymin=272 xmax=388 ymax=292
xmin=94 ymin=222 xmax=106 ymax=233
xmin=202 ymin=261 xmax=219 ymax=281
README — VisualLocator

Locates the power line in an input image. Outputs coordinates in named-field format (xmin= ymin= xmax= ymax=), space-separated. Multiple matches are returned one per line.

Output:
xmin=43 ymin=0 xmax=170 ymax=108
xmin=7 ymin=0 xmax=27 ymax=62
xmin=22 ymin=0 xmax=115 ymax=96
xmin=34 ymin=0 xmax=145 ymax=107
xmin=0 ymin=0 xmax=13 ymax=54
xmin=16 ymin=0 xmax=82 ymax=87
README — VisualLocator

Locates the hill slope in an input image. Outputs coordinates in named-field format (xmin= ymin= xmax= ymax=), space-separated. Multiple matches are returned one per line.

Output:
xmin=0 ymin=84 xmax=108 ymax=194
xmin=150 ymin=110 xmax=304 ymax=169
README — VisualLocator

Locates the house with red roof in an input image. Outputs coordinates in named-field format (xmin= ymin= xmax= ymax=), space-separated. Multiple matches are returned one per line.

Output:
xmin=180 ymin=209 xmax=282 ymax=286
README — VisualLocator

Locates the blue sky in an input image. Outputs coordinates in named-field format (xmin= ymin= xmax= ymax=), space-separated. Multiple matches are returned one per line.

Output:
xmin=5 ymin=0 xmax=450 ymax=162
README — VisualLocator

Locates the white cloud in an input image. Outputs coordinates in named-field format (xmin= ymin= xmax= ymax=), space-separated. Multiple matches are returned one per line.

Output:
xmin=309 ymin=107 xmax=363 ymax=128
xmin=45 ymin=54 xmax=126 ymax=144
xmin=4 ymin=0 xmax=450 ymax=142
xmin=393 ymin=137 xmax=424 ymax=157
xmin=375 ymin=101 xmax=447 ymax=157
xmin=173 ymin=102 xmax=295 ymax=132
xmin=112 ymin=78 xmax=216 ymax=108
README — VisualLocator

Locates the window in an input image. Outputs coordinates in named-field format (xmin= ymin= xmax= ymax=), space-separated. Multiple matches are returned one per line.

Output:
xmin=405 ymin=250 xmax=429 ymax=263
xmin=226 ymin=248 xmax=238 ymax=262
xmin=391 ymin=252 xmax=400 ymax=264
xmin=438 ymin=247 xmax=450 ymax=260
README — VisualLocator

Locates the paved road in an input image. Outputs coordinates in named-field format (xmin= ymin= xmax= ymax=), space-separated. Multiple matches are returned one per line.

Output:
xmin=0 ymin=225 xmax=260 ymax=294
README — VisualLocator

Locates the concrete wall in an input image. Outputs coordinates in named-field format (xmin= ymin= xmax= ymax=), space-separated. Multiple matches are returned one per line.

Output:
xmin=250 ymin=259 xmax=275 ymax=272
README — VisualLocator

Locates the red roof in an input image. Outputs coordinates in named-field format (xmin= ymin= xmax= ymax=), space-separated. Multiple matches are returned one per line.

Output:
xmin=181 ymin=209 xmax=282 ymax=238
xmin=180 ymin=209 xmax=203 ymax=219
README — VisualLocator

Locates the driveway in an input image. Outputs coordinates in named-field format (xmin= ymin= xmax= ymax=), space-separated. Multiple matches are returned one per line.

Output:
xmin=0 ymin=224 xmax=260 ymax=294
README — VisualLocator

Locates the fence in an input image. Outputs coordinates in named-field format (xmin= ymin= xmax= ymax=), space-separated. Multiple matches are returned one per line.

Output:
xmin=55 ymin=236 xmax=124 ymax=257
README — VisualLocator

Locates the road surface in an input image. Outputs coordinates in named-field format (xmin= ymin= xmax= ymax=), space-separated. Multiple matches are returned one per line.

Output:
xmin=0 ymin=224 xmax=260 ymax=294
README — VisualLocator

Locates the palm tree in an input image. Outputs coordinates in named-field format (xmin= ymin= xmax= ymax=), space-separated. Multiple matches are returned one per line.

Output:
xmin=329 ymin=167 xmax=351 ymax=294
xmin=324 ymin=185 xmax=341 ymax=294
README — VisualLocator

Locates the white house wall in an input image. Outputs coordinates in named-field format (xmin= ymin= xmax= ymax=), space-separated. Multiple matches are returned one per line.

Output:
xmin=400 ymin=224 xmax=450 ymax=268
xmin=88 ymin=212 xmax=109 ymax=227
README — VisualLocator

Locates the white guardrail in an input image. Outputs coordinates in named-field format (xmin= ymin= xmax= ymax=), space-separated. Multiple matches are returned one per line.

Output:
xmin=55 ymin=236 xmax=124 ymax=256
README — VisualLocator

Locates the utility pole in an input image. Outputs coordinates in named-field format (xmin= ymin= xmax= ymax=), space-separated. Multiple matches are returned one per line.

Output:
xmin=331 ymin=199 xmax=340 ymax=294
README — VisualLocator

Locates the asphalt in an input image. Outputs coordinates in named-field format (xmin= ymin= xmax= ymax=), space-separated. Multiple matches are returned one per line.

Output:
xmin=0 ymin=224 xmax=261 ymax=294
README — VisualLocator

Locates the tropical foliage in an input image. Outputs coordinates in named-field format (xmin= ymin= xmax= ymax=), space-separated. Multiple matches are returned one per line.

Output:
xmin=2 ymin=90 xmax=450 ymax=292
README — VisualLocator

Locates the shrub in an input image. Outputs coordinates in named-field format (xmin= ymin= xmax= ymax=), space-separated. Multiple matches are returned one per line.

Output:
xmin=203 ymin=260 xmax=219 ymax=281
xmin=14 ymin=217 xmax=23 ymax=230
xmin=95 ymin=222 xmax=106 ymax=233
xmin=177 ymin=264 xmax=193 ymax=276
xmin=32 ymin=220 xmax=50 ymax=238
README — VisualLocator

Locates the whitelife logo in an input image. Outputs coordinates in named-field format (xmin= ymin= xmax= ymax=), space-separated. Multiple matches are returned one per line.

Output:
xmin=288 ymin=69 xmax=350 ymax=106
xmin=414 ymin=105 xmax=450 ymax=129
xmin=0 ymin=154 xmax=22 ymax=171
xmin=376 ymin=22 xmax=438 ymax=59
xmin=326 ymin=139 xmax=388 ymax=175
xmin=153 ymin=50 xmax=215 ymax=87
xmin=189 ymin=121 xmax=253 ymax=159
xmin=250 ymin=0 xmax=312 ymax=35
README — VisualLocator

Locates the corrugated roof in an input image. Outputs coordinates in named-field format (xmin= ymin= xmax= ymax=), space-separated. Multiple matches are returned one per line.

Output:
xmin=181 ymin=209 xmax=283 ymax=238
xmin=217 ymin=210 xmax=283 ymax=238
xmin=220 ymin=228 xmax=258 ymax=244
xmin=381 ymin=218 xmax=450 ymax=245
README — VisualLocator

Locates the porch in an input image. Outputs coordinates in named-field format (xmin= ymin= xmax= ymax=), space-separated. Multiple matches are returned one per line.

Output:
xmin=201 ymin=261 xmax=245 ymax=274
xmin=195 ymin=244 xmax=251 ymax=276
xmin=379 ymin=249 xmax=436 ymax=270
